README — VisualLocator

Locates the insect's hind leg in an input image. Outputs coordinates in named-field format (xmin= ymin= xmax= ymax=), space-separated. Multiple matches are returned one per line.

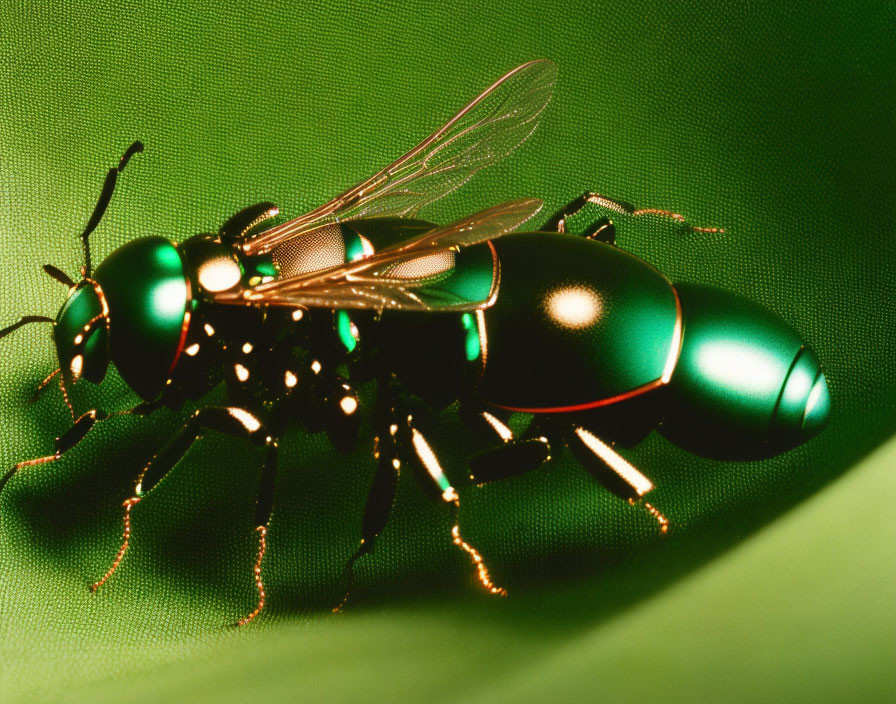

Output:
xmin=542 ymin=191 xmax=724 ymax=242
xmin=460 ymin=403 xmax=553 ymax=484
xmin=91 ymin=405 xmax=279 ymax=625
xmin=541 ymin=192 xmax=619 ymax=244
xmin=565 ymin=424 xmax=669 ymax=534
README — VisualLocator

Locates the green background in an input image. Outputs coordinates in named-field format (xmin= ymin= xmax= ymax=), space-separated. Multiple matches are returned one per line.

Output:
xmin=0 ymin=1 xmax=893 ymax=701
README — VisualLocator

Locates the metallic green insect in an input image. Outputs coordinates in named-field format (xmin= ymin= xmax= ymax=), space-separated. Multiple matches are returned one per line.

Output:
xmin=0 ymin=60 xmax=829 ymax=623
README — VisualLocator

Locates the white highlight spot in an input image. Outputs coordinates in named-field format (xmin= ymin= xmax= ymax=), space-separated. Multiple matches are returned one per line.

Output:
xmin=340 ymin=396 xmax=358 ymax=415
xmin=284 ymin=370 xmax=297 ymax=388
xmin=574 ymin=427 xmax=654 ymax=496
xmin=197 ymin=256 xmax=241 ymax=292
xmin=185 ymin=343 xmax=200 ymax=356
xmin=242 ymin=342 xmax=253 ymax=354
xmin=153 ymin=280 xmax=187 ymax=316
xmin=412 ymin=428 xmax=445 ymax=486
xmin=234 ymin=363 xmax=250 ymax=382
xmin=546 ymin=286 xmax=602 ymax=329
xmin=70 ymin=354 xmax=83 ymax=380
xmin=228 ymin=407 xmax=261 ymax=433
xmin=481 ymin=411 xmax=513 ymax=442
xmin=204 ymin=323 xmax=215 ymax=337
xmin=696 ymin=341 xmax=783 ymax=397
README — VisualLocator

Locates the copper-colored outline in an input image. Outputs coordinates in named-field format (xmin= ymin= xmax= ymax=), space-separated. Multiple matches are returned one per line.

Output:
xmin=491 ymin=285 xmax=684 ymax=415
xmin=166 ymin=242 xmax=193 ymax=380
xmin=661 ymin=286 xmax=684 ymax=383
xmin=472 ymin=240 xmax=499 ymax=376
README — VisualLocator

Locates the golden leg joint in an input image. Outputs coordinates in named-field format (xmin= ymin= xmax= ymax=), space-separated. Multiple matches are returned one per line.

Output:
xmin=629 ymin=497 xmax=669 ymax=534
xmin=446 ymin=491 xmax=507 ymax=597
xmin=91 ymin=496 xmax=140 ymax=592
xmin=238 ymin=525 xmax=267 ymax=626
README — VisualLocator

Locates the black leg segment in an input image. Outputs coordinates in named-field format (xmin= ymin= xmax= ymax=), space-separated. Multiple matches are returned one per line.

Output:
xmin=91 ymin=405 xmax=274 ymax=600
xmin=566 ymin=425 xmax=668 ymax=533
xmin=137 ymin=406 xmax=269 ymax=494
xmin=0 ymin=409 xmax=109 ymax=497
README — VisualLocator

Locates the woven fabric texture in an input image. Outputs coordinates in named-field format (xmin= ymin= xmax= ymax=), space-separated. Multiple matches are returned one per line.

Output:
xmin=0 ymin=1 xmax=893 ymax=701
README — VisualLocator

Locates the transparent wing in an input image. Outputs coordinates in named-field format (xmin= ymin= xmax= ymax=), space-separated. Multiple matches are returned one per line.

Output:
xmin=216 ymin=198 xmax=542 ymax=312
xmin=241 ymin=59 xmax=557 ymax=256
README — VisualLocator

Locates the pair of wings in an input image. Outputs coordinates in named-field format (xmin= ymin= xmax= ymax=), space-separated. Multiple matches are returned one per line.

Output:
xmin=215 ymin=59 xmax=557 ymax=313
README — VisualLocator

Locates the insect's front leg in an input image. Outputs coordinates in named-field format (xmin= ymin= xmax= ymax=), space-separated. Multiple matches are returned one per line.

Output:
xmin=90 ymin=404 xmax=280 ymax=626
xmin=0 ymin=408 xmax=110 ymax=497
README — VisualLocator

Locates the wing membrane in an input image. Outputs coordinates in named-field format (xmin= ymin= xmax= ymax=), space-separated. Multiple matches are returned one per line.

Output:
xmin=217 ymin=198 xmax=542 ymax=312
xmin=241 ymin=60 xmax=556 ymax=256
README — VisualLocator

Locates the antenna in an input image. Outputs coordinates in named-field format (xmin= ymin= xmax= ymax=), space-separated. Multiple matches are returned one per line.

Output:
xmin=79 ymin=141 xmax=143 ymax=277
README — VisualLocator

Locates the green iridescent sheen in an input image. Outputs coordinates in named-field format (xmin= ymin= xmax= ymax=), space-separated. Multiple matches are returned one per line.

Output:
xmin=659 ymin=283 xmax=829 ymax=458
xmin=335 ymin=310 xmax=357 ymax=353
xmin=94 ymin=237 xmax=189 ymax=401
xmin=434 ymin=471 xmax=452 ymax=493
xmin=344 ymin=231 xmax=369 ymax=263
xmin=340 ymin=218 xmax=434 ymax=251
xmin=802 ymin=374 xmax=831 ymax=436
xmin=240 ymin=255 xmax=277 ymax=282
xmin=479 ymin=233 xmax=678 ymax=411
xmin=461 ymin=313 xmax=480 ymax=362
xmin=54 ymin=282 xmax=109 ymax=385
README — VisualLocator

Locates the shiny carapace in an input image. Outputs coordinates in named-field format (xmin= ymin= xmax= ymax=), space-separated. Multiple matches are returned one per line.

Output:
xmin=0 ymin=60 xmax=828 ymax=624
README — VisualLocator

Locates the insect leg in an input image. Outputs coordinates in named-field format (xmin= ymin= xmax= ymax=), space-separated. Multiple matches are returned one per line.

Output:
xmin=219 ymin=202 xmax=280 ymax=242
xmin=321 ymin=376 xmax=361 ymax=453
xmin=238 ymin=438 xmax=278 ymax=626
xmin=552 ymin=191 xmax=725 ymax=237
xmin=332 ymin=434 xmax=400 ymax=613
xmin=79 ymin=141 xmax=143 ymax=277
xmin=541 ymin=192 xmax=620 ymax=244
xmin=458 ymin=403 xmax=553 ymax=484
xmin=333 ymin=378 xmax=399 ymax=612
xmin=91 ymin=406 xmax=272 ymax=595
xmin=402 ymin=415 xmax=507 ymax=597
xmin=42 ymin=264 xmax=76 ymax=288
xmin=566 ymin=425 xmax=669 ymax=534
xmin=0 ymin=409 xmax=109 ymax=497
xmin=0 ymin=315 xmax=55 ymax=340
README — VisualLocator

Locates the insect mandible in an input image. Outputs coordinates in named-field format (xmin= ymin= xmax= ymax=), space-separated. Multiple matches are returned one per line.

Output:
xmin=0 ymin=60 xmax=830 ymax=624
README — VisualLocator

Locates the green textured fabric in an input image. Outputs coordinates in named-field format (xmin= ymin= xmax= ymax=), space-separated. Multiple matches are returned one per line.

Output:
xmin=0 ymin=1 xmax=893 ymax=701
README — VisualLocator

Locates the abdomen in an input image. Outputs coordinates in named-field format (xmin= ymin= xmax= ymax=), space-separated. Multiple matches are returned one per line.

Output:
xmin=478 ymin=233 xmax=680 ymax=413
